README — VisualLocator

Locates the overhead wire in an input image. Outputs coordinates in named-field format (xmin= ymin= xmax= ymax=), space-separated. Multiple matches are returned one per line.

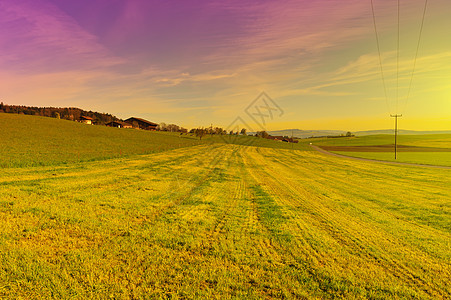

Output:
xmin=371 ymin=0 xmax=428 ymax=115
xmin=370 ymin=0 xmax=391 ymax=113
xmin=403 ymin=0 xmax=428 ymax=112
xmin=396 ymin=0 xmax=400 ymax=113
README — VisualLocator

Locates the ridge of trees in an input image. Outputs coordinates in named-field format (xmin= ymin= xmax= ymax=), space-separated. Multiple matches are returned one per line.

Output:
xmin=0 ymin=102 xmax=119 ymax=125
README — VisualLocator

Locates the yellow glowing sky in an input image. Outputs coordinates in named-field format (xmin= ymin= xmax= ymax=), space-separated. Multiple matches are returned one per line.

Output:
xmin=0 ymin=0 xmax=450 ymax=131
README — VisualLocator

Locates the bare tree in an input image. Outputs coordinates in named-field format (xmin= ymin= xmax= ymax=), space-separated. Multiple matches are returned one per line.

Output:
xmin=195 ymin=128 xmax=207 ymax=140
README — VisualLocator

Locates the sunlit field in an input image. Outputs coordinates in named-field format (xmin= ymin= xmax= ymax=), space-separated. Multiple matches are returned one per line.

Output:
xmin=0 ymin=113 xmax=311 ymax=168
xmin=309 ymin=134 xmax=451 ymax=167
xmin=332 ymin=151 xmax=451 ymax=167
xmin=309 ymin=134 xmax=451 ymax=148
xmin=1 ymin=142 xmax=449 ymax=298
xmin=2 ymin=0 xmax=450 ymax=297
xmin=0 ymin=113 xmax=202 ymax=167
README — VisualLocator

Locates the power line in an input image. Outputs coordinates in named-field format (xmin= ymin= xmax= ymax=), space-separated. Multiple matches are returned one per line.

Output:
xmin=403 ymin=0 xmax=428 ymax=112
xmin=370 ymin=0 xmax=390 ymax=113
xmin=391 ymin=114 xmax=402 ymax=159
xmin=371 ymin=0 xmax=428 ymax=160
xmin=396 ymin=0 xmax=400 ymax=114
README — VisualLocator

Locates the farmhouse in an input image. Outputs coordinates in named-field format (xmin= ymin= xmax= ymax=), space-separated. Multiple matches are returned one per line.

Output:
xmin=282 ymin=137 xmax=299 ymax=143
xmin=106 ymin=121 xmax=133 ymax=129
xmin=267 ymin=136 xmax=284 ymax=141
xmin=80 ymin=116 xmax=94 ymax=125
xmin=266 ymin=135 xmax=298 ymax=143
xmin=124 ymin=117 xmax=158 ymax=130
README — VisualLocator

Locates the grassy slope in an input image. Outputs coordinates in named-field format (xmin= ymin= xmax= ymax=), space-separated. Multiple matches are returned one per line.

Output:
xmin=210 ymin=134 xmax=312 ymax=151
xmin=307 ymin=134 xmax=451 ymax=148
xmin=334 ymin=152 xmax=451 ymax=167
xmin=0 ymin=113 xmax=205 ymax=167
xmin=305 ymin=134 xmax=451 ymax=166
xmin=0 ymin=145 xmax=449 ymax=298
xmin=0 ymin=113 xmax=312 ymax=167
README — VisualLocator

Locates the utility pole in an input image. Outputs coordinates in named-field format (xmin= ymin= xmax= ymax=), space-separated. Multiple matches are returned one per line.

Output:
xmin=390 ymin=114 xmax=402 ymax=159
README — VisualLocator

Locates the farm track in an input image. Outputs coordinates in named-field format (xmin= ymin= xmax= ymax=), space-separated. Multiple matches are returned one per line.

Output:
xmin=0 ymin=144 xmax=449 ymax=299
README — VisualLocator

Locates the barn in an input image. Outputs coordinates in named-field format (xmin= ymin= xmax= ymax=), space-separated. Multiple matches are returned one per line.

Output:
xmin=106 ymin=121 xmax=133 ymax=129
xmin=267 ymin=136 xmax=284 ymax=141
xmin=124 ymin=117 xmax=158 ymax=130
xmin=80 ymin=116 xmax=94 ymax=125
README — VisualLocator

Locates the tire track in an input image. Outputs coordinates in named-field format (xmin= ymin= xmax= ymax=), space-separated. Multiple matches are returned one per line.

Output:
xmin=241 ymin=147 xmax=448 ymax=298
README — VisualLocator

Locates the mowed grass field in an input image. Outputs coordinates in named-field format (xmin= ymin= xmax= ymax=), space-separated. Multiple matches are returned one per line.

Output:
xmin=309 ymin=134 xmax=451 ymax=148
xmin=0 ymin=114 xmax=450 ymax=298
xmin=0 ymin=113 xmax=202 ymax=167
xmin=1 ymin=144 xmax=450 ymax=298
xmin=0 ymin=113 xmax=309 ymax=168
xmin=308 ymin=134 xmax=451 ymax=166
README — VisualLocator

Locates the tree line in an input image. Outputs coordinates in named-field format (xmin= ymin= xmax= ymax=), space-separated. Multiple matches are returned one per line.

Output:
xmin=156 ymin=122 xmax=188 ymax=133
xmin=185 ymin=127 xmax=250 ymax=140
xmin=0 ymin=102 xmax=119 ymax=125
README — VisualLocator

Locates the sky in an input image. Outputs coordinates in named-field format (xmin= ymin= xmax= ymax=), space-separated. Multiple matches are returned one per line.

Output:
xmin=0 ymin=0 xmax=450 ymax=131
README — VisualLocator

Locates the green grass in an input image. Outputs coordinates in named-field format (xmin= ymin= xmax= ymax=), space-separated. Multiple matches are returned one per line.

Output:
xmin=0 ymin=144 xmax=449 ymax=299
xmin=210 ymin=134 xmax=312 ymax=151
xmin=307 ymin=134 xmax=451 ymax=148
xmin=304 ymin=134 xmax=451 ymax=166
xmin=0 ymin=113 xmax=311 ymax=167
xmin=0 ymin=114 xmax=450 ymax=298
xmin=334 ymin=151 xmax=451 ymax=167
xmin=0 ymin=113 xmax=205 ymax=167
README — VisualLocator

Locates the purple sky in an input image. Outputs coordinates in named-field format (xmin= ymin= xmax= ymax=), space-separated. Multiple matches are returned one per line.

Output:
xmin=1 ymin=0 xmax=450 ymax=130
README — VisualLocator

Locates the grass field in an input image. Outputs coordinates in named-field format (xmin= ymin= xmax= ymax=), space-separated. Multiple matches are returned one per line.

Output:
xmin=0 ymin=113 xmax=203 ymax=167
xmin=0 ymin=143 xmax=450 ymax=298
xmin=0 ymin=113 xmax=309 ymax=167
xmin=308 ymin=134 xmax=451 ymax=166
xmin=333 ymin=151 xmax=451 ymax=167
xmin=308 ymin=134 xmax=451 ymax=148
xmin=1 ymin=114 xmax=450 ymax=298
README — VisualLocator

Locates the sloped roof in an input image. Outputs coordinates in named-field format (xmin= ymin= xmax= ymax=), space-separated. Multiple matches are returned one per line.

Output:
xmin=106 ymin=121 xmax=132 ymax=127
xmin=125 ymin=117 xmax=158 ymax=126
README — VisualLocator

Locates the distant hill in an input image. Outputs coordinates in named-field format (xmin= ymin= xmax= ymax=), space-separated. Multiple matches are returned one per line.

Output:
xmin=252 ymin=129 xmax=451 ymax=138
xmin=257 ymin=129 xmax=347 ymax=139
xmin=353 ymin=129 xmax=451 ymax=136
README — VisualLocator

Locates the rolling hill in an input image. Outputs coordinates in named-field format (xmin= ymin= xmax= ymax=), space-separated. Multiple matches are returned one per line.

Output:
xmin=0 ymin=113 xmax=310 ymax=167
xmin=258 ymin=129 xmax=451 ymax=138
xmin=0 ymin=113 xmax=201 ymax=167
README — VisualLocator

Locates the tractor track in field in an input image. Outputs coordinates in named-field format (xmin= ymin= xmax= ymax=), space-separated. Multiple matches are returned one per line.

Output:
xmin=204 ymin=147 xmax=242 ymax=244
xmin=241 ymin=147 xmax=446 ymax=298
xmin=207 ymin=148 xmax=284 ymax=264
xmin=126 ymin=145 xmax=228 ymax=228
xmin=310 ymin=145 xmax=451 ymax=169
xmin=2 ymin=143 xmax=450 ymax=298
xmin=240 ymin=149 xmax=325 ymax=267
xmin=268 ymin=149 xmax=449 ymax=288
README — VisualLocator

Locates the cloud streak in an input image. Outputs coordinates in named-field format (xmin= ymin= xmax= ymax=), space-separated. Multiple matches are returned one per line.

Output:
xmin=0 ymin=0 xmax=123 ymax=73
xmin=0 ymin=0 xmax=450 ymax=130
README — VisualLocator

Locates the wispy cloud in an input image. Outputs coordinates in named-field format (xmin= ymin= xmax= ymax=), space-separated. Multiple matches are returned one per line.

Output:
xmin=1 ymin=0 xmax=449 ymax=130
xmin=0 ymin=0 xmax=123 ymax=73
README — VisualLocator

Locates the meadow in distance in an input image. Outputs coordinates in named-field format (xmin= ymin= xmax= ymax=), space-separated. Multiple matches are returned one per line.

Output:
xmin=0 ymin=113 xmax=450 ymax=299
